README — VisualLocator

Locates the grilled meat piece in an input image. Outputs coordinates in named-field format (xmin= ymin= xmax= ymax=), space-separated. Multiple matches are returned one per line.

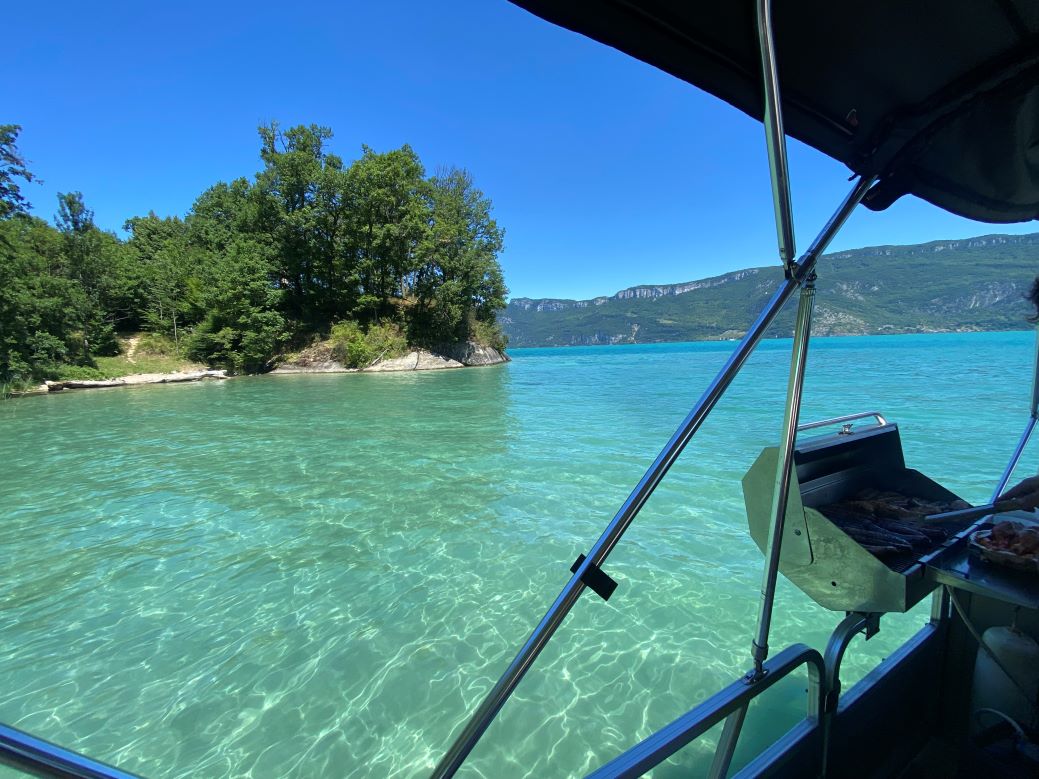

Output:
xmin=841 ymin=528 xmax=914 ymax=552
xmin=860 ymin=543 xmax=906 ymax=557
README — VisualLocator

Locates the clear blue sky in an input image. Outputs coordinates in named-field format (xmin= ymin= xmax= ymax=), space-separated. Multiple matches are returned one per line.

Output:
xmin=7 ymin=0 xmax=1037 ymax=300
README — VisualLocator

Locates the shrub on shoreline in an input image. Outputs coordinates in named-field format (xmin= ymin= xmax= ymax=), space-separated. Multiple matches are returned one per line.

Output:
xmin=330 ymin=321 xmax=408 ymax=368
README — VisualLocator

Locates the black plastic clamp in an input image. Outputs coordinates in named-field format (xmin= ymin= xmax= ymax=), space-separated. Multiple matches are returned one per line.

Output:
xmin=570 ymin=554 xmax=618 ymax=601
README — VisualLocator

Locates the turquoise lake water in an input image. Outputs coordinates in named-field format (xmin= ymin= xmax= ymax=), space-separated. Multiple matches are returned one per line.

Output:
xmin=1 ymin=331 xmax=1036 ymax=777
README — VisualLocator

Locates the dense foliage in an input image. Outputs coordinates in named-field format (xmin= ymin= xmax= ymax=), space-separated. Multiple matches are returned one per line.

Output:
xmin=0 ymin=123 xmax=507 ymax=388
xmin=503 ymin=234 xmax=1039 ymax=346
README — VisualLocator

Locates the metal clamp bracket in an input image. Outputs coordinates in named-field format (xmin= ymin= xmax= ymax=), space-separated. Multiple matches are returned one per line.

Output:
xmin=570 ymin=554 xmax=618 ymax=601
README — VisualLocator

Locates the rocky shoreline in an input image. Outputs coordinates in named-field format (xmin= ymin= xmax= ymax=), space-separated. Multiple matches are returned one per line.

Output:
xmin=270 ymin=342 xmax=508 ymax=374
xmin=16 ymin=343 xmax=508 ymax=397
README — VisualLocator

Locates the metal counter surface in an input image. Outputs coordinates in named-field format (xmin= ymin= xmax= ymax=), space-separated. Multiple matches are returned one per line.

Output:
xmin=926 ymin=512 xmax=1039 ymax=610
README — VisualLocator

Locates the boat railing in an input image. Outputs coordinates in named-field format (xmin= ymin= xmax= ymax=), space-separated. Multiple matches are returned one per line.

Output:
xmin=796 ymin=411 xmax=888 ymax=435
xmin=585 ymin=643 xmax=825 ymax=779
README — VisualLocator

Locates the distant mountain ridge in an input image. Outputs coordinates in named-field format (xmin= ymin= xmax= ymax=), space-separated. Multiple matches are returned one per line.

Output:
xmin=510 ymin=269 xmax=761 ymax=312
xmin=502 ymin=232 xmax=1039 ymax=347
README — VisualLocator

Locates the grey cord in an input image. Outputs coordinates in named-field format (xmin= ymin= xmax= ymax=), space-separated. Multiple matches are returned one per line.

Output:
xmin=948 ymin=586 xmax=1039 ymax=719
xmin=974 ymin=707 xmax=1026 ymax=740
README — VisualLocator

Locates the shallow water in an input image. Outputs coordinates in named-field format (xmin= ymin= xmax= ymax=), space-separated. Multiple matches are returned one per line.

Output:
xmin=0 ymin=331 xmax=1035 ymax=777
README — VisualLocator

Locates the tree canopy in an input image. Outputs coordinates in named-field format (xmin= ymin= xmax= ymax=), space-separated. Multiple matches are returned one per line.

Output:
xmin=0 ymin=124 xmax=36 ymax=219
xmin=0 ymin=123 xmax=508 ymax=389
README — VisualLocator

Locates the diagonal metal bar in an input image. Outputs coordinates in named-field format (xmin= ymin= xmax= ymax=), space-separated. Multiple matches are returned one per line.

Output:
xmin=0 ymin=723 xmax=142 ymax=779
xmin=429 ymin=175 xmax=875 ymax=779
xmin=708 ymin=705 xmax=748 ymax=779
xmin=990 ymin=327 xmax=1039 ymax=501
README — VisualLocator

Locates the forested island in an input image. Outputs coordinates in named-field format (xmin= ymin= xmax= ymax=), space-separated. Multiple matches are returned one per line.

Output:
xmin=0 ymin=123 xmax=508 ymax=395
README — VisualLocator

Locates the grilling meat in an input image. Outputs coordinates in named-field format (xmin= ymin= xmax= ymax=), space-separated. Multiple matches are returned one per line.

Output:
xmin=819 ymin=488 xmax=969 ymax=561
xmin=978 ymin=521 xmax=1039 ymax=558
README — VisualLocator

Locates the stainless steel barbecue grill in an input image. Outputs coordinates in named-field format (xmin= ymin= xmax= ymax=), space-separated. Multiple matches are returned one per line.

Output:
xmin=743 ymin=413 xmax=977 ymax=613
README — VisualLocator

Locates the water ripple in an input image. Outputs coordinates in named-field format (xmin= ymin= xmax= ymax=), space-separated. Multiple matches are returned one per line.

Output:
xmin=0 ymin=332 xmax=1032 ymax=777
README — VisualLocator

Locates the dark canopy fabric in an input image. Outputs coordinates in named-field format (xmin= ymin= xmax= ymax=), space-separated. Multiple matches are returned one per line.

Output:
xmin=509 ymin=1 xmax=1039 ymax=224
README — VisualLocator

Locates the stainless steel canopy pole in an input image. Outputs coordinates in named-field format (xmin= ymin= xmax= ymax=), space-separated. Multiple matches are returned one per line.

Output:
xmin=990 ymin=327 xmax=1039 ymax=501
xmin=757 ymin=0 xmax=796 ymax=270
xmin=429 ymin=176 xmax=873 ymax=779
xmin=750 ymin=275 xmax=816 ymax=682
xmin=748 ymin=0 xmax=808 ymax=681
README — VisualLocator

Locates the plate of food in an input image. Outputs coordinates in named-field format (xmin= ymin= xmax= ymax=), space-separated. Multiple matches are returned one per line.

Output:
xmin=970 ymin=521 xmax=1039 ymax=574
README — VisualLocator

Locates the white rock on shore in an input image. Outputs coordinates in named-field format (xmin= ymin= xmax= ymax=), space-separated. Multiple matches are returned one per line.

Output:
xmin=46 ymin=369 xmax=228 ymax=391
xmin=363 ymin=351 xmax=464 ymax=372
xmin=271 ymin=341 xmax=508 ymax=375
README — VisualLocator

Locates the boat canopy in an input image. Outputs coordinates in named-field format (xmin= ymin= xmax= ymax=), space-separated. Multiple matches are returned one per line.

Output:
xmin=509 ymin=1 xmax=1039 ymax=224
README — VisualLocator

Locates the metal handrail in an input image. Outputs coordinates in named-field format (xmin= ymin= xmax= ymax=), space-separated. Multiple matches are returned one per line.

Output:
xmin=796 ymin=411 xmax=889 ymax=434
xmin=585 ymin=643 xmax=825 ymax=779
xmin=0 ymin=723 xmax=141 ymax=779
xmin=428 ymin=175 xmax=874 ymax=779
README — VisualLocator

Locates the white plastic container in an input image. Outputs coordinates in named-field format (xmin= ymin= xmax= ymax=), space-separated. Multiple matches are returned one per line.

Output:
xmin=970 ymin=626 xmax=1039 ymax=734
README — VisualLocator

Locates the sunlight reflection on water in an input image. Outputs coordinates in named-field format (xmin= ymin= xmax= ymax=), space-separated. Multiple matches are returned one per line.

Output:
xmin=0 ymin=331 xmax=1033 ymax=777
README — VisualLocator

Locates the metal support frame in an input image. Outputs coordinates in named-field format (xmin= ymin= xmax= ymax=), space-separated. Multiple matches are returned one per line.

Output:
xmin=707 ymin=704 xmax=747 ymax=779
xmin=930 ymin=583 xmax=951 ymax=624
xmin=990 ymin=326 xmax=1039 ymax=501
xmin=713 ymin=280 xmax=819 ymax=776
xmin=430 ymin=175 xmax=876 ymax=779
xmin=819 ymin=613 xmax=880 ymax=776
xmin=585 ymin=644 xmax=825 ymax=779
xmin=750 ymin=277 xmax=816 ymax=679
xmin=757 ymin=0 xmax=796 ymax=271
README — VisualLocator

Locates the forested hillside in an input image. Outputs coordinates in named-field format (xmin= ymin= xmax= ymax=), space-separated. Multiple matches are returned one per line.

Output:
xmin=503 ymin=233 xmax=1039 ymax=347
xmin=0 ymin=124 xmax=507 ymax=391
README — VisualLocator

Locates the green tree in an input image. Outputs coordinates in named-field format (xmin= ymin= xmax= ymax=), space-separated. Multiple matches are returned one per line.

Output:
xmin=413 ymin=168 xmax=506 ymax=344
xmin=125 ymin=212 xmax=201 ymax=347
xmin=55 ymin=192 xmax=136 ymax=355
xmin=345 ymin=145 xmax=430 ymax=322
xmin=256 ymin=123 xmax=347 ymax=326
xmin=0 ymin=216 xmax=90 ymax=384
xmin=187 ymin=237 xmax=287 ymax=373
xmin=0 ymin=125 xmax=36 ymax=219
